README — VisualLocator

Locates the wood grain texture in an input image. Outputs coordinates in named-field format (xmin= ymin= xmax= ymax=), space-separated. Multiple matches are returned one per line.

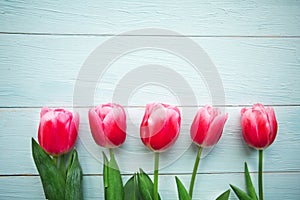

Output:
xmin=0 ymin=173 xmax=299 ymax=200
xmin=0 ymin=35 xmax=299 ymax=107
xmin=1 ymin=0 xmax=300 ymax=199
xmin=0 ymin=106 xmax=299 ymax=175
xmin=0 ymin=0 xmax=300 ymax=36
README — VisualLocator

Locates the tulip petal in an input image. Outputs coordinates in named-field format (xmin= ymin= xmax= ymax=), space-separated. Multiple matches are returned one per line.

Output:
xmin=141 ymin=104 xmax=152 ymax=125
xmin=190 ymin=107 xmax=211 ymax=146
xmin=140 ymin=104 xmax=152 ymax=145
xmin=103 ymin=109 xmax=126 ymax=147
xmin=56 ymin=111 xmax=71 ymax=154
xmin=141 ymin=104 xmax=167 ymax=151
xmin=241 ymin=109 xmax=261 ymax=149
xmin=253 ymin=103 xmax=266 ymax=112
xmin=39 ymin=111 xmax=58 ymax=154
xmin=40 ymin=107 xmax=50 ymax=118
xmin=140 ymin=126 xmax=150 ymax=148
xmin=241 ymin=107 xmax=247 ymax=115
xmin=255 ymin=110 xmax=270 ymax=148
xmin=88 ymin=109 xmax=109 ymax=147
xmin=148 ymin=108 xmax=180 ymax=151
xmin=73 ymin=112 xmax=80 ymax=131
xmin=190 ymin=109 xmax=201 ymax=143
xmin=111 ymin=105 xmax=127 ymax=133
xmin=148 ymin=103 xmax=167 ymax=138
xmin=68 ymin=113 xmax=79 ymax=151
xmin=204 ymin=113 xmax=228 ymax=147
xmin=98 ymin=104 xmax=113 ymax=121
xmin=266 ymin=107 xmax=278 ymax=145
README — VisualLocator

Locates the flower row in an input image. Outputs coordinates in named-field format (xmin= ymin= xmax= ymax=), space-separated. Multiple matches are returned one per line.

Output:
xmin=38 ymin=103 xmax=278 ymax=156
xmin=34 ymin=102 xmax=278 ymax=200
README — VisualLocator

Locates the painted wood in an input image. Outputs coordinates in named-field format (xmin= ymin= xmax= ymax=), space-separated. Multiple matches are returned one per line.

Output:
xmin=0 ymin=35 xmax=300 ymax=107
xmin=1 ymin=106 xmax=299 ymax=175
xmin=0 ymin=173 xmax=299 ymax=200
xmin=0 ymin=0 xmax=300 ymax=36
xmin=1 ymin=0 xmax=300 ymax=199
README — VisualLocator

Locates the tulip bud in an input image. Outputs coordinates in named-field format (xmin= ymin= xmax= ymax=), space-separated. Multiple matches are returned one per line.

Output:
xmin=241 ymin=103 xmax=278 ymax=149
xmin=38 ymin=107 xmax=79 ymax=155
xmin=88 ymin=103 xmax=126 ymax=148
xmin=140 ymin=103 xmax=181 ymax=152
xmin=190 ymin=105 xmax=228 ymax=147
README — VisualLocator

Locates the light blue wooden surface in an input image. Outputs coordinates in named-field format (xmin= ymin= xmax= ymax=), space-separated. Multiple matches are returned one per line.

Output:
xmin=0 ymin=0 xmax=300 ymax=199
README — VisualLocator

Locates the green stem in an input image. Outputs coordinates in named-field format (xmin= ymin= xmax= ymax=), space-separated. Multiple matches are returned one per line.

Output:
xmin=189 ymin=146 xmax=202 ymax=198
xmin=154 ymin=152 xmax=159 ymax=200
xmin=53 ymin=154 xmax=67 ymax=179
xmin=53 ymin=156 xmax=58 ymax=166
xmin=58 ymin=154 xmax=67 ymax=178
xmin=259 ymin=149 xmax=264 ymax=200
xmin=109 ymin=148 xmax=114 ymax=159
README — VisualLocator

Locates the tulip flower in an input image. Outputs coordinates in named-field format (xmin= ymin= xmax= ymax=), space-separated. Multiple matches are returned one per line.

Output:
xmin=188 ymin=105 xmax=228 ymax=198
xmin=38 ymin=107 xmax=79 ymax=156
xmin=140 ymin=103 xmax=181 ymax=200
xmin=33 ymin=107 xmax=82 ymax=200
xmin=241 ymin=103 xmax=278 ymax=150
xmin=140 ymin=103 xmax=181 ymax=152
xmin=190 ymin=105 xmax=228 ymax=147
xmin=89 ymin=103 xmax=126 ymax=200
xmin=239 ymin=103 xmax=278 ymax=200
xmin=88 ymin=103 xmax=126 ymax=148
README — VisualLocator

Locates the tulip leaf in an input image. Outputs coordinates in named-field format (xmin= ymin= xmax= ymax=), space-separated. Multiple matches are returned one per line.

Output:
xmin=244 ymin=162 xmax=258 ymax=200
xmin=31 ymin=138 xmax=66 ymax=200
xmin=124 ymin=173 xmax=142 ymax=200
xmin=138 ymin=169 xmax=161 ymax=200
xmin=230 ymin=184 xmax=253 ymax=200
xmin=65 ymin=149 xmax=83 ymax=200
xmin=175 ymin=176 xmax=191 ymax=200
xmin=103 ymin=150 xmax=124 ymax=200
xmin=215 ymin=189 xmax=230 ymax=200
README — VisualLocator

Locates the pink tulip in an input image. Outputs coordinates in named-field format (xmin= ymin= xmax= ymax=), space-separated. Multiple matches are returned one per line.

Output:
xmin=88 ymin=103 xmax=126 ymax=148
xmin=241 ymin=103 xmax=278 ymax=149
xmin=190 ymin=105 xmax=228 ymax=147
xmin=140 ymin=103 xmax=181 ymax=152
xmin=38 ymin=107 xmax=79 ymax=155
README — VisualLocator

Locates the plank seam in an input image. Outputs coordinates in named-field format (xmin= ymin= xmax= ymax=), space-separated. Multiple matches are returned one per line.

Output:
xmin=0 ymin=32 xmax=300 ymax=38
xmin=2 ymin=171 xmax=300 ymax=177
xmin=0 ymin=104 xmax=300 ymax=110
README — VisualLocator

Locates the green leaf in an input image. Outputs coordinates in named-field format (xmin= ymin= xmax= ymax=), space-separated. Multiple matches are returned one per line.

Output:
xmin=65 ymin=149 xmax=83 ymax=200
xmin=138 ymin=169 xmax=161 ymax=200
xmin=175 ymin=176 xmax=191 ymax=200
xmin=230 ymin=184 xmax=253 ymax=200
xmin=103 ymin=151 xmax=124 ymax=200
xmin=244 ymin=162 xmax=258 ymax=200
xmin=216 ymin=189 xmax=230 ymax=200
xmin=31 ymin=138 xmax=66 ymax=200
xmin=124 ymin=173 xmax=141 ymax=200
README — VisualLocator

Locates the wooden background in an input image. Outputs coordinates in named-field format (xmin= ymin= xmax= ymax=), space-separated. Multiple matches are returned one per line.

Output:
xmin=0 ymin=0 xmax=300 ymax=199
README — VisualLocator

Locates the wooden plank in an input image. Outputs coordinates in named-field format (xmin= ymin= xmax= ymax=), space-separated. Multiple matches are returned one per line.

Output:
xmin=0 ymin=106 xmax=299 ymax=175
xmin=0 ymin=0 xmax=300 ymax=36
xmin=0 ymin=35 xmax=300 ymax=107
xmin=0 ymin=173 xmax=299 ymax=199
xmin=1 ymin=1 xmax=299 ymax=199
